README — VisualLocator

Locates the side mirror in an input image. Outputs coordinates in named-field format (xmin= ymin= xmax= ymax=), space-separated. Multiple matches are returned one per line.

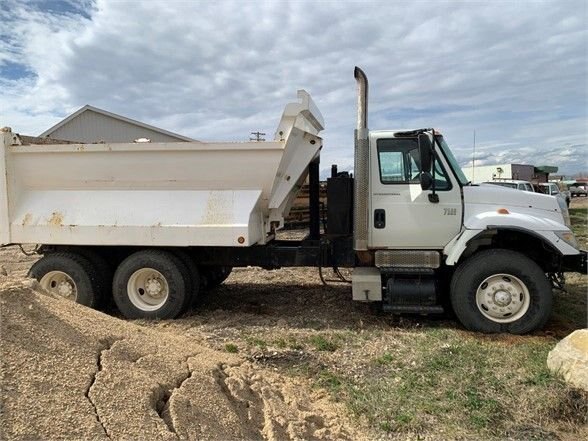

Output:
xmin=418 ymin=133 xmax=432 ymax=173
xmin=420 ymin=171 xmax=433 ymax=190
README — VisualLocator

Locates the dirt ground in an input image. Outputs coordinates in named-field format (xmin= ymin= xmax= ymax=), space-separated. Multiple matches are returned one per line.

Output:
xmin=0 ymin=274 xmax=363 ymax=441
xmin=570 ymin=196 xmax=588 ymax=209
xmin=0 ymin=206 xmax=586 ymax=440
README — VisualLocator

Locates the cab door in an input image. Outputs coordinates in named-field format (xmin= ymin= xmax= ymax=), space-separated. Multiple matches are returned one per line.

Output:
xmin=369 ymin=136 xmax=462 ymax=249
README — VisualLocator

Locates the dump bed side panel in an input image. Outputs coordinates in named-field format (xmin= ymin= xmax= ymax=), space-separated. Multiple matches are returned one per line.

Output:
xmin=3 ymin=141 xmax=282 ymax=246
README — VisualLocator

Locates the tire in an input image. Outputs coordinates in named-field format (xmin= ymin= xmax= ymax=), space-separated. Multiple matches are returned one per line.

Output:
xmin=62 ymin=247 xmax=113 ymax=308
xmin=28 ymin=252 xmax=101 ymax=308
xmin=112 ymin=249 xmax=188 ymax=319
xmin=450 ymin=249 xmax=552 ymax=334
xmin=198 ymin=266 xmax=215 ymax=290
xmin=169 ymin=249 xmax=200 ymax=310
xmin=200 ymin=265 xmax=232 ymax=290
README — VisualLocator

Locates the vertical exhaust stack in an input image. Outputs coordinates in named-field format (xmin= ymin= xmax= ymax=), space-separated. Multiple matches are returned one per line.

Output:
xmin=353 ymin=67 xmax=369 ymax=251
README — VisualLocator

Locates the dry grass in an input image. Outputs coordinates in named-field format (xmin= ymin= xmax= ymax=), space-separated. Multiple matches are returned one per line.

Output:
xmin=216 ymin=321 xmax=587 ymax=440
xmin=342 ymin=330 xmax=586 ymax=438
xmin=569 ymin=207 xmax=587 ymax=249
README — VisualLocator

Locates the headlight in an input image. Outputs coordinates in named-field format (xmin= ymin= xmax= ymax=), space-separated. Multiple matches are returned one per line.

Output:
xmin=555 ymin=230 xmax=579 ymax=249
xmin=556 ymin=197 xmax=571 ymax=227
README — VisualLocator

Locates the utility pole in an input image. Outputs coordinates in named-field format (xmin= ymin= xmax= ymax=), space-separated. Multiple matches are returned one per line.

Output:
xmin=250 ymin=131 xmax=266 ymax=142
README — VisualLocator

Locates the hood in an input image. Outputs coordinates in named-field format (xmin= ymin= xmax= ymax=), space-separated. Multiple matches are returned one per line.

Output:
xmin=465 ymin=185 xmax=559 ymax=212
xmin=462 ymin=184 xmax=568 ymax=230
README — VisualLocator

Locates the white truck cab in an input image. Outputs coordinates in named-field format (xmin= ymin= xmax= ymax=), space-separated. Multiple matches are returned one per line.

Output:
xmin=351 ymin=67 xmax=585 ymax=334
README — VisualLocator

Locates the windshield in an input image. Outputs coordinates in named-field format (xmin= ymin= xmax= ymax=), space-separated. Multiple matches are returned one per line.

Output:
xmin=437 ymin=137 xmax=469 ymax=186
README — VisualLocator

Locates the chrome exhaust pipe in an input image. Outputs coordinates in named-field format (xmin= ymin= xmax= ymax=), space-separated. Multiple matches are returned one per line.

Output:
xmin=353 ymin=67 xmax=369 ymax=251
xmin=355 ymin=67 xmax=368 ymax=130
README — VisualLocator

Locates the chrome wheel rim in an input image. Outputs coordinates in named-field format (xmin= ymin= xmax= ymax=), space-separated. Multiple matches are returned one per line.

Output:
xmin=476 ymin=273 xmax=530 ymax=323
xmin=127 ymin=268 xmax=169 ymax=311
xmin=40 ymin=271 xmax=78 ymax=301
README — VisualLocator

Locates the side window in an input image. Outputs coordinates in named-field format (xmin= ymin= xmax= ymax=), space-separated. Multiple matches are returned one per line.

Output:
xmin=378 ymin=151 xmax=405 ymax=182
xmin=377 ymin=138 xmax=451 ymax=190
xmin=517 ymin=184 xmax=525 ymax=191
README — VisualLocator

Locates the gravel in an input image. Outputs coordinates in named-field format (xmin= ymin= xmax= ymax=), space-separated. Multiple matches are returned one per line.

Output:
xmin=0 ymin=274 xmax=362 ymax=440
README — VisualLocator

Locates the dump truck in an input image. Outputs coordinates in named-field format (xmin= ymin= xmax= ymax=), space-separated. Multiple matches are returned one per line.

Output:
xmin=1 ymin=67 xmax=585 ymax=333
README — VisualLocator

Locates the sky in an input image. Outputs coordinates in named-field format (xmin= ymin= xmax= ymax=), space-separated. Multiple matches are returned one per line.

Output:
xmin=0 ymin=0 xmax=586 ymax=178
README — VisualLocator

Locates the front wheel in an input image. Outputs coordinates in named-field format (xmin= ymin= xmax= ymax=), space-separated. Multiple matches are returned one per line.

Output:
xmin=450 ymin=249 xmax=552 ymax=334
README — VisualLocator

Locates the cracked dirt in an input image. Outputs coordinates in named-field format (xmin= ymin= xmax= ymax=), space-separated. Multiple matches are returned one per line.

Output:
xmin=0 ymin=275 xmax=362 ymax=440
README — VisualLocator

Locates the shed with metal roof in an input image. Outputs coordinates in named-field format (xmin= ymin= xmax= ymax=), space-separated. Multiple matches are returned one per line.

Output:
xmin=39 ymin=105 xmax=196 ymax=143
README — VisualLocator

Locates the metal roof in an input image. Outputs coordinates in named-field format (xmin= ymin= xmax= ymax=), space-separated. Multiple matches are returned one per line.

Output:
xmin=39 ymin=105 xmax=197 ymax=142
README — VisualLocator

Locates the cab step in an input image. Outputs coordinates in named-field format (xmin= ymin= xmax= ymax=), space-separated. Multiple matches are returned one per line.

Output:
xmin=382 ymin=304 xmax=445 ymax=314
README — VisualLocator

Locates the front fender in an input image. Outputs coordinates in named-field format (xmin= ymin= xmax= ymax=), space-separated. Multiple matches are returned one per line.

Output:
xmin=444 ymin=213 xmax=579 ymax=266
xmin=444 ymin=229 xmax=484 ymax=266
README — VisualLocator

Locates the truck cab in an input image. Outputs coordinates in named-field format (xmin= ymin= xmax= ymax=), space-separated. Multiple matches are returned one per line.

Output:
xmin=350 ymin=124 xmax=584 ymax=333
xmin=350 ymin=67 xmax=586 ymax=334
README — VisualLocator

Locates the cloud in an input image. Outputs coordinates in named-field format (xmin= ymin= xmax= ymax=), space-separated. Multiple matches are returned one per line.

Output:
xmin=0 ymin=0 xmax=586 ymax=175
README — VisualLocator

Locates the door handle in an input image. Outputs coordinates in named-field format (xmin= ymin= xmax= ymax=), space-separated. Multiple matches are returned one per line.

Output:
xmin=374 ymin=209 xmax=386 ymax=229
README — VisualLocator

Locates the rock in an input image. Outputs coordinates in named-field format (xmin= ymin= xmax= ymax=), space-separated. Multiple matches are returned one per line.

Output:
xmin=547 ymin=329 xmax=588 ymax=391
xmin=0 ymin=265 xmax=7 ymax=276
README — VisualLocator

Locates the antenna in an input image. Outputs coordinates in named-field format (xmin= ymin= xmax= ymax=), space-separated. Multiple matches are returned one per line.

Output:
xmin=472 ymin=129 xmax=476 ymax=182
xmin=250 ymin=131 xmax=266 ymax=142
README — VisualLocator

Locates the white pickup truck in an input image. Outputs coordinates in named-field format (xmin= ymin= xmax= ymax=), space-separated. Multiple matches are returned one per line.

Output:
xmin=1 ymin=67 xmax=585 ymax=334
xmin=539 ymin=182 xmax=571 ymax=207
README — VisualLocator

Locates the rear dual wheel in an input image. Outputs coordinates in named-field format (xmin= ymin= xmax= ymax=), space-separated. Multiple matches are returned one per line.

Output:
xmin=28 ymin=252 xmax=102 ymax=308
xmin=112 ymin=249 xmax=200 ymax=319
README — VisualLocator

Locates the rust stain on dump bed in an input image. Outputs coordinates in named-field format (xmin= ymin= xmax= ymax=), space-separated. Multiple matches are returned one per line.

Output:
xmin=48 ymin=212 xmax=63 ymax=226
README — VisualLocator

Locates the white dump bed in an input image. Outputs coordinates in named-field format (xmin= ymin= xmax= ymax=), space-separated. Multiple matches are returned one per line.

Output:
xmin=0 ymin=91 xmax=324 ymax=247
